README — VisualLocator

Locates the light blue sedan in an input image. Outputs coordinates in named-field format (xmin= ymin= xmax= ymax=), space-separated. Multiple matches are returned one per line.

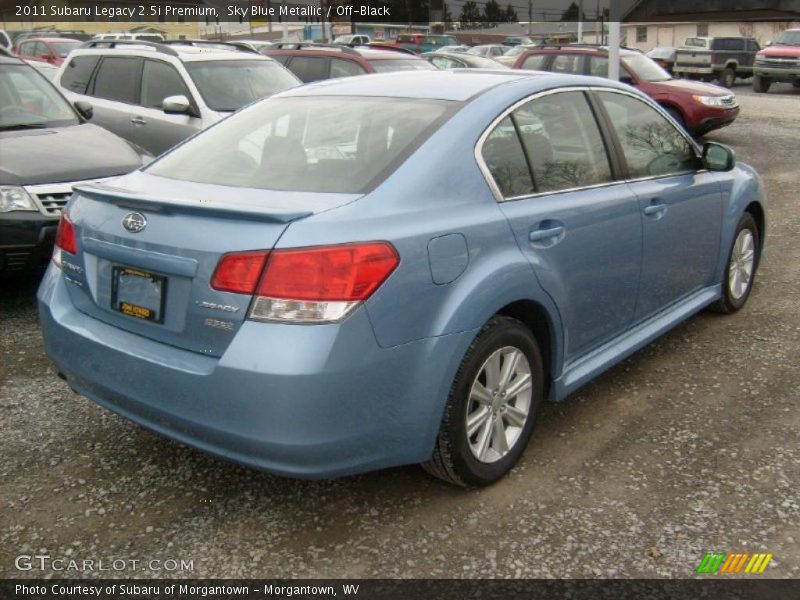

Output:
xmin=38 ymin=69 xmax=766 ymax=486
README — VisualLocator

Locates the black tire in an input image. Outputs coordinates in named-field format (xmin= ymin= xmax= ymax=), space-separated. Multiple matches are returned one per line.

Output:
xmin=753 ymin=75 xmax=772 ymax=93
xmin=719 ymin=67 xmax=735 ymax=88
xmin=422 ymin=316 xmax=544 ymax=487
xmin=710 ymin=213 xmax=760 ymax=314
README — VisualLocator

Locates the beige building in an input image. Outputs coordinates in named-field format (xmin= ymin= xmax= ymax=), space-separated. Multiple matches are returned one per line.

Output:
xmin=1 ymin=1 xmax=201 ymax=39
xmin=622 ymin=20 xmax=800 ymax=51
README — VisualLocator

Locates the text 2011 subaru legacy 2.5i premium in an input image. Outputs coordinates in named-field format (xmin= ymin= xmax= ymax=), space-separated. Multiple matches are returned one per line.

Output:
xmin=38 ymin=70 xmax=766 ymax=486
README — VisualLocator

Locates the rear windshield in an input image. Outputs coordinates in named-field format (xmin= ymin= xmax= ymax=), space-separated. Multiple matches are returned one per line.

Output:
xmin=184 ymin=59 xmax=300 ymax=111
xmin=683 ymin=38 xmax=709 ymax=48
xmin=147 ymin=96 xmax=455 ymax=193
xmin=369 ymin=59 xmax=436 ymax=73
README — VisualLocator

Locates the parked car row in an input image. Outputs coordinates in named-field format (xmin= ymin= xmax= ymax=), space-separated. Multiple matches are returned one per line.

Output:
xmin=1 ymin=37 xmax=741 ymax=276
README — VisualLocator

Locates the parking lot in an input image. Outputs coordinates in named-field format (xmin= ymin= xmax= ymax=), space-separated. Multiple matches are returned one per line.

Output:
xmin=2 ymin=82 xmax=799 ymax=579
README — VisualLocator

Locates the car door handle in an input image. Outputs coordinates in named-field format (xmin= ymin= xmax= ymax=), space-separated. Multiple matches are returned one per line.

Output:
xmin=130 ymin=116 xmax=147 ymax=126
xmin=643 ymin=202 xmax=667 ymax=217
xmin=529 ymin=222 xmax=565 ymax=244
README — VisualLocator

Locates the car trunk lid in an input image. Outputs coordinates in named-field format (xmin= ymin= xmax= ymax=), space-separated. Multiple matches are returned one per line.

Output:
xmin=61 ymin=172 xmax=360 ymax=357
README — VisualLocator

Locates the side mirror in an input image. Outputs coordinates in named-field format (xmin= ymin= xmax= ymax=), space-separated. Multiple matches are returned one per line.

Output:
xmin=74 ymin=100 xmax=93 ymax=120
xmin=162 ymin=95 xmax=192 ymax=115
xmin=703 ymin=141 xmax=735 ymax=171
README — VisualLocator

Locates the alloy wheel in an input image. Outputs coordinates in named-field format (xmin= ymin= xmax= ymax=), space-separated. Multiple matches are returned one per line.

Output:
xmin=728 ymin=228 xmax=755 ymax=300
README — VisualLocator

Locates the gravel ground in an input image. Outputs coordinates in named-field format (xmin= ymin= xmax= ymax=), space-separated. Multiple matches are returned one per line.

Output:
xmin=1 ymin=82 xmax=799 ymax=580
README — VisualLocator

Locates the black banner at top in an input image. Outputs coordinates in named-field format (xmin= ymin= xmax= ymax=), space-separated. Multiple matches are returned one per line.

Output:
xmin=4 ymin=0 xmax=799 ymax=26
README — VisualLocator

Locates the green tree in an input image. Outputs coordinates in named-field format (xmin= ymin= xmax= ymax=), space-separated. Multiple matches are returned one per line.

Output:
xmin=560 ymin=1 xmax=585 ymax=21
xmin=459 ymin=0 xmax=482 ymax=27
xmin=483 ymin=0 xmax=504 ymax=23
xmin=504 ymin=4 xmax=518 ymax=22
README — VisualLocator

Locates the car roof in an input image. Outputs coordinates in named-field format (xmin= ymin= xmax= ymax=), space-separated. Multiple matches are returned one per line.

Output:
xmin=280 ymin=69 xmax=551 ymax=101
xmin=267 ymin=45 xmax=421 ymax=61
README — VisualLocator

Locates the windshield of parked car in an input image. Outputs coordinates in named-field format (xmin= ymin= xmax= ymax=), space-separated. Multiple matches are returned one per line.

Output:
xmin=0 ymin=64 xmax=79 ymax=130
xmin=369 ymin=59 xmax=436 ymax=73
xmin=50 ymin=40 xmax=80 ymax=57
xmin=775 ymin=30 xmax=800 ymax=45
xmin=646 ymin=47 xmax=675 ymax=60
xmin=184 ymin=59 xmax=300 ymax=112
xmin=622 ymin=53 xmax=672 ymax=82
xmin=147 ymin=96 xmax=455 ymax=193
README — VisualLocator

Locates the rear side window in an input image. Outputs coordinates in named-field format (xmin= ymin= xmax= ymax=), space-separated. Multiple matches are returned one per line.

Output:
xmin=597 ymin=91 xmax=700 ymax=179
xmin=514 ymin=91 xmax=612 ymax=193
xmin=141 ymin=60 xmax=189 ymax=109
xmin=148 ymin=96 xmax=455 ymax=194
xmin=481 ymin=117 xmax=534 ymax=198
xmin=521 ymin=54 xmax=547 ymax=69
xmin=329 ymin=58 xmax=366 ymax=78
xmin=286 ymin=56 xmax=329 ymax=83
xmin=60 ymin=55 xmax=101 ymax=93
xmin=551 ymin=54 xmax=583 ymax=74
xmin=92 ymin=57 xmax=141 ymax=104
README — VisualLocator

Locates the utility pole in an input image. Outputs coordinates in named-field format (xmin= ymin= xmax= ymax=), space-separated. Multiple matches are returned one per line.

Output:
xmin=608 ymin=0 xmax=620 ymax=81
xmin=577 ymin=0 xmax=583 ymax=42
xmin=528 ymin=0 xmax=532 ymax=37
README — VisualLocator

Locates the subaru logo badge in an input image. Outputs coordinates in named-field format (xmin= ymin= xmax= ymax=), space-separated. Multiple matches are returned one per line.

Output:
xmin=122 ymin=212 xmax=147 ymax=233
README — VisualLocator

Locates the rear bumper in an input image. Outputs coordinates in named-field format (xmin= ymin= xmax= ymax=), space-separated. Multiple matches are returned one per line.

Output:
xmin=674 ymin=66 xmax=714 ymax=75
xmin=0 ymin=212 xmax=57 ymax=273
xmin=38 ymin=266 xmax=475 ymax=478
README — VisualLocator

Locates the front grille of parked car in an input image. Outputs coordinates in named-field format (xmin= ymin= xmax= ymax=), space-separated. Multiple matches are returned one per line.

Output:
xmin=25 ymin=179 xmax=111 ymax=218
xmin=756 ymin=57 xmax=800 ymax=68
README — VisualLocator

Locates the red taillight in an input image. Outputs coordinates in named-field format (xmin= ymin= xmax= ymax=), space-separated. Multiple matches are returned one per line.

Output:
xmin=256 ymin=242 xmax=399 ymax=301
xmin=55 ymin=213 xmax=77 ymax=254
xmin=211 ymin=250 xmax=269 ymax=294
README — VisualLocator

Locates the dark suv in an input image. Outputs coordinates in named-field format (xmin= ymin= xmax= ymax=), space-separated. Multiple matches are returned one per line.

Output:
xmin=512 ymin=45 xmax=739 ymax=135
xmin=674 ymin=37 xmax=760 ymax=87
xmin=0 ymin=48 xmax=145 ymax=274
xmin=263 ymin=43 xmax=434 ymax=83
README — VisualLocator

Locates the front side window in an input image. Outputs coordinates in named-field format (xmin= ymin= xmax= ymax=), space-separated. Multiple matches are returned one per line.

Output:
xmin=147 ymin=96 xmax=454 ymax=194
xmin=141 ymin=60 xmax=190 ymax=109
xmin=598 ymin=91 xmax=700 ymax=179
xmin=514 ymin=91 xmax=612 ymax=193
xmin=60 ymin=55 xmax=100 ymax=93
xmin=92 ymin=56 xmax=142 ymax=104
xmin=184 ymin=59 xmax=300 ymax=111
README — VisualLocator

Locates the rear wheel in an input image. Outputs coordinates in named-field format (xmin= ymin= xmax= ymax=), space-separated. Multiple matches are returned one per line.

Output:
xmin=719 ymin=67 xmax=735 ymax=88
xmin=422 ymin=316 xmax=544 ymax=487
xmin=710 ymin=213 xmax=760 ymax=314
xmin=753 ymin=75 xmax=772 ymax=93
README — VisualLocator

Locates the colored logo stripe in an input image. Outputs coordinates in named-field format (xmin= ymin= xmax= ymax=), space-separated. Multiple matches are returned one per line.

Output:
xmin=696 ymin=552 xmax=773 ymax=574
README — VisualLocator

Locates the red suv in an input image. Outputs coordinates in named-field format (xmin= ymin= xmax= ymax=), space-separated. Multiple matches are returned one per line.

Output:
xmin=512 ymin=45 xmax=739 ymax=135
xmin=752 ymin=28 xmax=800 ymax=93
xmin=263 ymin=43 xmax=434 ymax=83
xmin=14 ymin=37 xmax=81 ymax=66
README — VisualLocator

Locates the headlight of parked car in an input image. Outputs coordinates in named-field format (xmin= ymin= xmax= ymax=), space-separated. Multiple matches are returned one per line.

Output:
xmin=0 ymin=186 xmax=37 ymax=213
xmin=693 ymin=95 xmax=734 ymax=107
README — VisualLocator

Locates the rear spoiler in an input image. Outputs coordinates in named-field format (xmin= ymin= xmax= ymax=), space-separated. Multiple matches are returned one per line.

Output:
xmin=73 ymin=183 xmax=313 ymax=224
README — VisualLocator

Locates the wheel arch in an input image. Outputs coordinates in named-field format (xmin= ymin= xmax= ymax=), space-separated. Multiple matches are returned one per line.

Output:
xmin=745 ymin=200 xmax=766 ymax=265
xmin=495 ymin=299 xmax=557 ymax=400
